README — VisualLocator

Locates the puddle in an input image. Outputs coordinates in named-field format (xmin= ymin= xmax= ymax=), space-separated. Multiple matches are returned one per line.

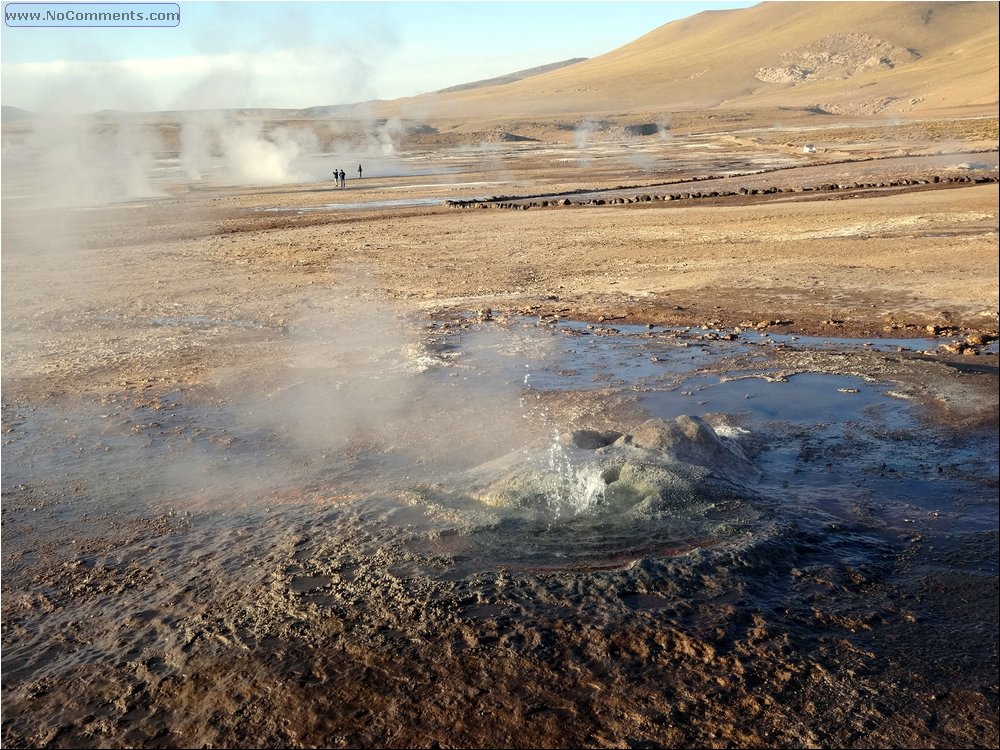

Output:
xmin=555 ymin=319 xmax=972 ymax=353
xmin=386 ymin=181 xmax=515 ymax=190
xmin=425 ymin=317 xmax=982 ymax=395
xmin=5 ymin=316 xmax=995 ymax=554
xmin=147 ymin=315 xmax=269 ymax=329
xmin=418 ymin=319 xmax=997 ymax=548
xmin=640 ymin=372 xmax=892 ymax=423
xmin=263 ymin=197 xmax=445 ymax=212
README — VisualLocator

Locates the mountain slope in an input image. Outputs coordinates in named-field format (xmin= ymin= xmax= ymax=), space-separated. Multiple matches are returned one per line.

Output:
xmin=377 ymin=1 xmax=998 ymax=122
xmin=437 ymin=58 xmax=587 ymax=94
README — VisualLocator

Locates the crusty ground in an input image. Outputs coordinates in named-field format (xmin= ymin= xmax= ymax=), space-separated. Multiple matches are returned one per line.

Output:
xmin=4 ymin=171 xmax=998 ymax=400
xmin=2 ymin=127 xmax=998 ymax=750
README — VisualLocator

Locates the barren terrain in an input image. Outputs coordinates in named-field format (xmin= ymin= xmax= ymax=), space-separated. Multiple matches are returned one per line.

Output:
xmin=2 ymin=110 xmax=998 ymax=749
xmin=6 ymin=0 xmax=1000 ymax=743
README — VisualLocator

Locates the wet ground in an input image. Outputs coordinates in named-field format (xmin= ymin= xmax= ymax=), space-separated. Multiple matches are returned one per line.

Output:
xmin=2 ymin=121 xmax=998 ymax=747
xmin=2 ymin=312 xmax=998 ymax=748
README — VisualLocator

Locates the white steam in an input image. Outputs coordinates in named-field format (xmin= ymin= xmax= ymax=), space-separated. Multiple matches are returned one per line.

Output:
xmin=4 ymin=113 xmax=164 ymax=206
xmin=237 ymin=280 xmax=543 ymax=475
xmin=217 ymin=121 xmax=318 ymax=184
xmin=2 ymin=108 xmax=421 ymax=207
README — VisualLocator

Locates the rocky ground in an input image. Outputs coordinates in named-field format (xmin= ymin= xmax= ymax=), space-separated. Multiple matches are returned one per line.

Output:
xmin=2 ymin=122 xmax=998 ymax=748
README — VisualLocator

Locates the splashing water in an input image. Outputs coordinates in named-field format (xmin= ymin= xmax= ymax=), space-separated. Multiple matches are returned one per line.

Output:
xmin=545 ymin=429 xmax=607 ymax=518
xmin=520 ymin=366 xmax=606 ymax=517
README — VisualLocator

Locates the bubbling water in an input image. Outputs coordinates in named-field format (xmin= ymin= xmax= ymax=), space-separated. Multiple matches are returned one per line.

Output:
xmin=545 ymin=429 xmax=607 ymax=517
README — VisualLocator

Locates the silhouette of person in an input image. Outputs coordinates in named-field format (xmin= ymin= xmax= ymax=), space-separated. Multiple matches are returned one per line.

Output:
xmin=339 ymin=169 xmax=346 ymax=187
xmin=358 ymin=164 xmax=363 ymax=179
xmin=333 ymin=168 xmax=340 ymax=186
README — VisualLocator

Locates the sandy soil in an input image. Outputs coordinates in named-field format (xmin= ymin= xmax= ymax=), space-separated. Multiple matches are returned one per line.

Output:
xmin=2 ymin=126 xmax=998 ymax=748
xmin=6 ymin=148 xmax=997 ymax=397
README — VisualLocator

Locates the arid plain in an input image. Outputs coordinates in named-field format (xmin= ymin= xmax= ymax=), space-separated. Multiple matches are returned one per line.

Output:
xmin=3 ymin=2 xmax=999 ymax=748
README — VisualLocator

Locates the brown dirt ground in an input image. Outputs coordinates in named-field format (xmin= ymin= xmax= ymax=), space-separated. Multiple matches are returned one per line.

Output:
xmin=4 ymin=165 xmax=998 ymax=401
xmin=2 ymin=127 xmax=998 ymax=749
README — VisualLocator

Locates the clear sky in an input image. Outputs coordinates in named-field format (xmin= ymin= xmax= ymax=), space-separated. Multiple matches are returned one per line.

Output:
xmin=2 ymin=1 xmax=759 ymax=111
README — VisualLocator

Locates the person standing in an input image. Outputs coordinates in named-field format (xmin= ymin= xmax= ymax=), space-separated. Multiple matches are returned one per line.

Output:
xmin=333 ymin=168 xmax=340 ymax=186
xmin=357 ymin=163 xmax=363 ymax=180
xmin=339 ymin=169 xmax=346 ymax=187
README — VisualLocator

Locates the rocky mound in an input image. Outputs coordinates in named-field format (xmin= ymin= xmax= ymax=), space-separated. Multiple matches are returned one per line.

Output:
xmin=755 ymin=33 xmax=920 ymax=84
xmin=464 ymin=416 xmax=759 ymax=518
xmin=480 ymin=129 xmax=538 ymax=143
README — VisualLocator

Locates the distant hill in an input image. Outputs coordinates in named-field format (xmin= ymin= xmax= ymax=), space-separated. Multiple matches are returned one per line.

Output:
xmin=6 ymin=2 xmax=993 ymax=139
xmin=293 ymin=60 xmax=587 ymax=116
xmin=297 ymin=101 xmax=384 ymax=118
xmin=436 ymin=58 xmax=587 ymax=94
xmin=1 ymin=105 xmax=32 ymax=122
xmin=374 ymin=1 xmax=999 ymax=123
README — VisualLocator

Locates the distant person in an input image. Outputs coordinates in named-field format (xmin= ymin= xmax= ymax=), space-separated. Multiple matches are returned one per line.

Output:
xmin=339 ymin=169 xmax=346 ymax=187
xmin=333 ymin=168 xmax=342 ymax=187
xmin=358 ymin=163 xmax=363 ymax=179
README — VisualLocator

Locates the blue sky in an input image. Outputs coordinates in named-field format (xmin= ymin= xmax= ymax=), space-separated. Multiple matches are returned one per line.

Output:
xmin=2 ymin=1 xmax=759 ymax=111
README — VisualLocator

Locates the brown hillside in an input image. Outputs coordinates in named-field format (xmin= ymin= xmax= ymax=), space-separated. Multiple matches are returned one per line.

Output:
xmin=374 ymin=1 xmax=998 ymax=126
